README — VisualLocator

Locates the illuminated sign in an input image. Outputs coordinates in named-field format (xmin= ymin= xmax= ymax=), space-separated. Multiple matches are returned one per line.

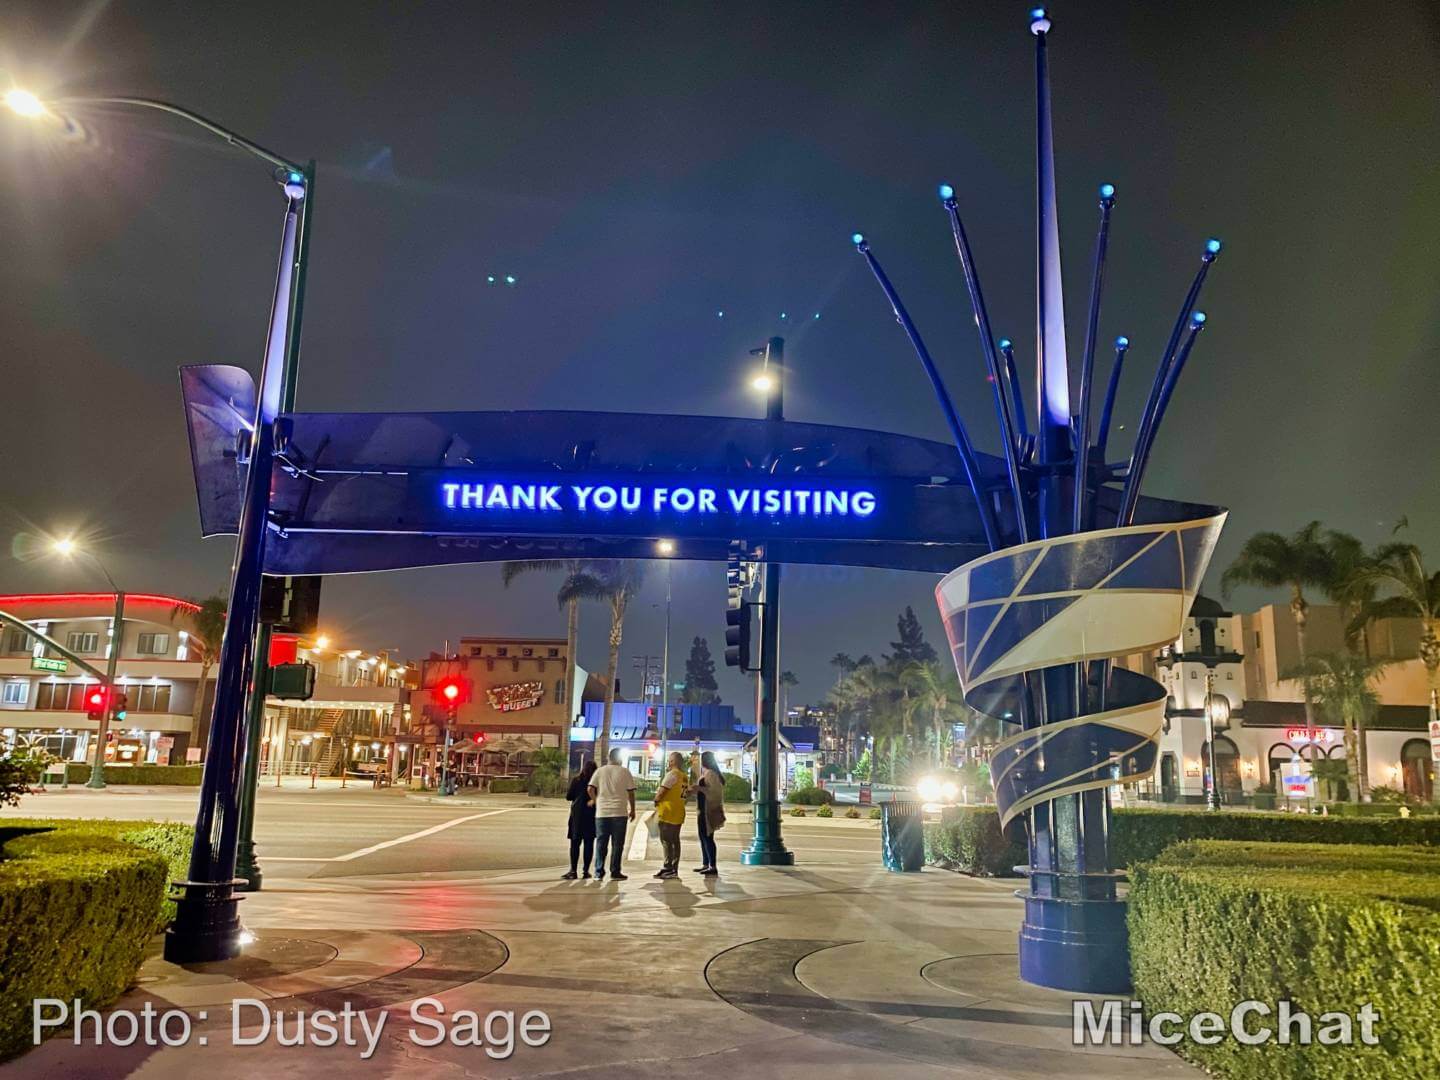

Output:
xmin=406 ymin=469 xmax=912 ymax=544
xmin=486 ymin=681 xmax=545 ymax=713
xmin=1285 ymin=727 xmax=1337 ymax=745
xmin=31 ymin=657 xmax=68 ymax=673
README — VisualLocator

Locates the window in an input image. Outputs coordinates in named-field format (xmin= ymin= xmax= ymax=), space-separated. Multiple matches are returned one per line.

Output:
xmin=511 ymin=659 xmax=520 ymax=672
xmin=3 ymin=629 xmax=32 ymax=653
xmin=1189 ymin=670 xmax=1197 ymax=679
xmin=1225 ymin=671 xmax=1234 ymax=680
xmin=176 ymin=631 xmax=189 ymax=661
xmin=128 ymin=684 xmax=172 ymax=713
xmin=554 ymin=679 xmax=565 ymax=705
xmin=35 ymin=682 xmax=96 ymax=711
xmin=1254 ymin=631 xmax=1261 ymax=649
xmin=522 ymin=647 xmax=534 ymax=658
xmin=495 ymin=647 xmax=508 ymax=657
xmin=547 ymin=648 xmax=560 ymax=658
xmin=1 ymin=683 xmax=28 ymax=705
xmin=66 ymin=632 xmax=99 ymax=654
xmin=137 ymin=633 xmax=169 ymax=656
xmin=469 ymin=646 xmax=483 ymax=656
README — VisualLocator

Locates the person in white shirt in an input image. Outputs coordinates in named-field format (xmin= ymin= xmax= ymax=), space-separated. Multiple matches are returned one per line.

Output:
xmin=587 ymin=748 xmax=637 ymax=881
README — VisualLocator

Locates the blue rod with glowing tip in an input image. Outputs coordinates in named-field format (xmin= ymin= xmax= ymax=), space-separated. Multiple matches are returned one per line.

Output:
xmin=1071 ymin=183 xmax=1116 ymax=532
xmin=1094 ymin=335 xmax=1129 ymax=465
xmin=1118 ymin=238 xmax=1221 ymax=523
xmin=940 ymin=184 xmax=1028 ymax=543
xmin=852 ymin=232 xmax=1000 ymax=550
xmin=1000 ymin=338 xmax=1031 ymax=445
xmin=1119 ymin=313 xmax=1209 ymax=524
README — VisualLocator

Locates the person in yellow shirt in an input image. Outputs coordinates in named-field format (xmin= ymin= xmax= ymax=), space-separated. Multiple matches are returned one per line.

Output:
xmin=652 ymin=752 xmax=688 ymax=879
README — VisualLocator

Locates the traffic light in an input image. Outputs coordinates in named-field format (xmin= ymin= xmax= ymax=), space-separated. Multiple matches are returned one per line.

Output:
xmin=85 ymin=687 xmax=106 ymax=720
xmin=473 ymin=731 xmax=486 ymax=745
xmin=724 ymin=540 xmax=756 ymax=671
xmin=431 ymin=676 xmax=470 ymax=721
xmin=112 ymin=692 xmax=128 ymax=722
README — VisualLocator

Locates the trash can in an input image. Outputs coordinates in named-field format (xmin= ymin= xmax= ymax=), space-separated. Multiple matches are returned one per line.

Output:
xmin=881 ymin=799 xmax=924 ymax=872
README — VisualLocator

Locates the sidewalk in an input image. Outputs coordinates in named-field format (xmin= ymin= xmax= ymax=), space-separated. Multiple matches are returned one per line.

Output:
xmin=6 ymin=846 xmax=1193 ymax=1078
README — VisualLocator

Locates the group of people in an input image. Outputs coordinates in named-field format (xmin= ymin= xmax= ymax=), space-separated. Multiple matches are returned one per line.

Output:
xmin=563 ymin=748 xmax=727 ymax=881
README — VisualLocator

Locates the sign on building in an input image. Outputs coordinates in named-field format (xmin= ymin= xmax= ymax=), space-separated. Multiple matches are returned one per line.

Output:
xmin=486 ymin=681 xmax=544 ymax=713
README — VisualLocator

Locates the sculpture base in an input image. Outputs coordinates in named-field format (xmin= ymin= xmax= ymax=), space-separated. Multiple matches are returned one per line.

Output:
xmin=1018 ymin=893 xmax=1131 ymax=994
xmin=163 ymin=882 xmax=245 ymax=964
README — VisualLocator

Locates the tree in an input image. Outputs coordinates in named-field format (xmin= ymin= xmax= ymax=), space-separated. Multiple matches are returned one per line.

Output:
xmin=176 ymin=595 xmax=226 ymax=744
xmin=828 ymin=653 xmax=868 ymax=766
xmin=779 ymin=670 xmax=798 ymax=718
xmin=680 ymin=636 xmax=720 ymax=704
xmin=1285 ymin=651 xmax=1391 ymax=803
xmin=902 ymin=662 xmax=964 ymax=767
xmin=502 ymin=559 xmax=589 ymax=776
xmin=1221 ymin=521 xmax=1332 ymax=729
xmin=888 ymin=606 xmax=938 ymax=666
xmin=556 ymin=560 xmax=647 ymax=761
xmin=1351 ymin=534 xmax=1440 ymax=720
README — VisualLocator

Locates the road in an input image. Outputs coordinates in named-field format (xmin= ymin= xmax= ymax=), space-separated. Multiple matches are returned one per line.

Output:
xmin=2 ymin=783 xmax=881 ymax=879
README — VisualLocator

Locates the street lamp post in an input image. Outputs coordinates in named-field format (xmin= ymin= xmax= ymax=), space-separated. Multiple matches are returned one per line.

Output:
xmin=742 ymin=337 xmax=794 ymax=866
xmin=49 ymin=539 xmax=123 ymax=789
xmin=1203 ymin=669 xmax=1230 ymax=812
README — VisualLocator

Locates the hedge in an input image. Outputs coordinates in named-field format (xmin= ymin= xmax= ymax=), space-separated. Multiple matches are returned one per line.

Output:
xmin=0 ymin=819 xmax=193 ymax=1060
xmin=787 ymin=786 xmax=834 ymax=806
xmin=1130 ymin=841 xmax=1440 ymax=1079
xmin=488 ymin=778 xmax=527 ymax=793
xmin=924 ymin=805 xmax=1440 ymax=877
xmin=62 ymin=764 xmax=202 ymax=786
xmin=723 ymin=773 xmax=751 ymax=803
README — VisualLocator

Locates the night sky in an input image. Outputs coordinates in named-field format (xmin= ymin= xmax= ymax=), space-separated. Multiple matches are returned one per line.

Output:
xmin=2 ymin=1 xmax=1437 ymax=708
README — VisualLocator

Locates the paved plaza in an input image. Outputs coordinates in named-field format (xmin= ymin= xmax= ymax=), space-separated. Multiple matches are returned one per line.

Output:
xmin=1 ymin=786 xmax=1190 ymax=1078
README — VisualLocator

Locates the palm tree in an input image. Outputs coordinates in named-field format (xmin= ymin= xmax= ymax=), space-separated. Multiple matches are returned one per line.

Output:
xmin=1322 ymin=530 xmax=1375 ymax=655
xmin=779 ymin=670 xmax=798 ymax=719
xmin=826 ymin=652 xmax=871 ymax=767
xmin=1352 ymin=536 xmax=1440 ymax=717
xmin=902 ymin=662 xmax=964 ymax=767
xmin=1221 ymin=521 xmax=1331 ymax=729
xmin=556 ymin=560 xmax=647 ymax=760
xmin=174 ymin=595 xmax=226 ymax=742
xmin=1284 ymin=651 xmax=1392 ymax=802
xmin=502 ymin=559 xmax=588 ymax=775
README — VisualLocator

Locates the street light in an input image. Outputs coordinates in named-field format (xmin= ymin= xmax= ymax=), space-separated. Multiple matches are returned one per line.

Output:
xmin=750 ymin=373 xmax=774 ymax=393
xmin=1203 ymin=669 xmax=1231 ymax=812
xmin=655 ymin=538 xmax=675 ymax=556
xmin=48 ymin=536 xmax=122 ymax=790
xmin=8 ymin=87 xmax=317 ymax=962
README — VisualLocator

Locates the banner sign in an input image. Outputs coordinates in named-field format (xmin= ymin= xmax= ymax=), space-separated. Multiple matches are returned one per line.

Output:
xmin=486 ymin=681 xmax=545 ymax=713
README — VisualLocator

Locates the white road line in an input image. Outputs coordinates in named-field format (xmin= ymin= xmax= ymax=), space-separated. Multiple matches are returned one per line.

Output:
xmin=263 ymin=808 xmax=521 ymax=862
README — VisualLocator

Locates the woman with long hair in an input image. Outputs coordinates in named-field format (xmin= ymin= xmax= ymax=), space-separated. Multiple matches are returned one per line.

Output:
xmin=563 ymin=759 xmax=598 ymax=879
xmin=693 ymin=750 xmax=725 ymax=876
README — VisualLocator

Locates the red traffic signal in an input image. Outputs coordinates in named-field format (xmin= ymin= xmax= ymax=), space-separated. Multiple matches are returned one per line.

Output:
xmin=87 ymin=688 xmax=106 ymax=710
xmin=473 ymin=732 xmax=486 ymax=745
xmin=431 ymin=676 xmax=470 ymax=708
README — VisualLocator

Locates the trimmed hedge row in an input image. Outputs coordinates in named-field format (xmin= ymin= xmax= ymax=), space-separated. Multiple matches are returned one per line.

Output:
xmin=62 ymin=764 xmax=203 ymax=786
xmin=0 ymin=819 xmax=193 ymax=1060
xmin=787 ymin=786 xmax=834 ymax=806
xmin=1130 ymin=841 xmax=1440 ymax=1079
xmin=924 ymin=805 xmax=1440 ymax=877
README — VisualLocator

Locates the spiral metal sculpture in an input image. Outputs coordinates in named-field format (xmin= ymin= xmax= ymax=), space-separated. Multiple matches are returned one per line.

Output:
xmin=853 ymin=7 xmax=1227 ymax=993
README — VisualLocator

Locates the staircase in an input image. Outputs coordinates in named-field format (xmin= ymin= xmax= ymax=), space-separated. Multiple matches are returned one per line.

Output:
xmin=312 ymin=709 xmax=348 ymax=776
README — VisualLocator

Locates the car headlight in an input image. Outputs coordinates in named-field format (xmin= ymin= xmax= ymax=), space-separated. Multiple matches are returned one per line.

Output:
xmin=917 ymin=777 xmax=942 ymax=802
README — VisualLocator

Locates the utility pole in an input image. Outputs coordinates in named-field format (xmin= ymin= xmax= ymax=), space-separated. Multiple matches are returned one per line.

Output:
xmin=742 ymin=337 xmax=794 ymax=866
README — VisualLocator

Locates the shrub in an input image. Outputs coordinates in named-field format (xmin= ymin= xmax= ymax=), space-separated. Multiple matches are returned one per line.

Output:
xmin=488 ymin=778 xmax=527 ymax=794
xmin=0 ymin=819 xmax=191 ymax=1059
xmin=844 ymin=806 xmax=861 ymax=819
xmin=1130 ymin=841 xmax=1440 ymax=1078
xmin=924 ymin=806 xmax=1026 ymax=876
xmin=788 ymin=806 xmax=807 ymax=817
xmin=788 ymin=786 xmax=834 ymax=806
xmin=63 ymin=764 xmax=203 ymax=786
xmin=791 ymin=766 xmax=814 ymax=791
xmin=818 ymin=763 xmax=844 ymax=780
xmin=816 ymin=803 xmax=833 ymax=818
xmin=869 ymin=807 xmax=882 ymax=820
xmin=525 ymin=767 xmax=566 ymax=798
xmin=723 ymin=773 xmax=751 ymax=803
xmin=1111 ymin=807 xmax=1440 ymax=867
xmin=1251 ymin=790 xmax=1278 ymax=810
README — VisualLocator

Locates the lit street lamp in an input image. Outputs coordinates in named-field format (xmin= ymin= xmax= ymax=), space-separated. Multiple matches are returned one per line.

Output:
xmin=6 ymin=88 xmax=317 ymax=962
xmin=1204 ymin=668 xmax=1231 ymax=812
xmin=49 ymin=537 xmax=124 ymax=790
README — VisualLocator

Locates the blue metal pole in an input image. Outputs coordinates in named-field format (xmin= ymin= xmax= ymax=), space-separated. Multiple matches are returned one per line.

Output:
xmin=1094 ymin=335 xmax=1130 ymax=468
xmin=999 ymin=338 xmax=1031 ymax=446
xmin=853 ymin=234 xmax=1001 ymax=550
xmin=165 ymin=176 xmax=304 ymax=964
xmin=1071 ymin=184 xmax=1116 ymax=532
xmin=940 ymin=189 xmax=1027 ymax=543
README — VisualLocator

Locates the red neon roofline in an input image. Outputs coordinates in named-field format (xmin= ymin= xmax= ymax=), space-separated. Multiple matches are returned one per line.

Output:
xmin=0 ymin=592 xmax=202 ymax=612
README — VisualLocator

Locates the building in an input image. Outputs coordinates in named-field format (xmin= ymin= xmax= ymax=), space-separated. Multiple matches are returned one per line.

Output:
xmin=0 ymin=592 xmax=210 ymax=765
xmin=578 ymin=701 xmax=821 ymax=790
xmin=1122 ymin=596 xmax=1437 ymax=804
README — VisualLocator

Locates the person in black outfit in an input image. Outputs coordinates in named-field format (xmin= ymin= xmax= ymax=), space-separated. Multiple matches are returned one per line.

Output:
xmin=563 ymin=761 xmax=598 ymax=879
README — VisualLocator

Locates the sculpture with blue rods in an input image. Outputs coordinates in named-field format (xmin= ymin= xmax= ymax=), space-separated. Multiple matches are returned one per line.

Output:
xmin=853 ymin=8 xmax=1227 ymax=994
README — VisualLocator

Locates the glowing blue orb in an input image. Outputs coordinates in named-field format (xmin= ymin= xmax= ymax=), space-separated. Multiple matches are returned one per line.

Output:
xmin=1206 ymin=238 xmax=1222 ymax=254
xmin=486 ymin=275 xmax=496 ymax=284
xmin=1099 ymin=183 xmax=1115 ymax=199
xmin=717 ymin=310 xmax=724 ymax=318
xmin=504 ymin=274 xmax=517 ymax=285
xmin=780 ymin=312 xmax=788 ymax=320
xmin=1029 ymin=8 xmax=1051 ymax=33
xmin=998 ymin=338 xmax=1012 ymax=350
xmin=1115 ymin=335 xmax=1129 ymax=348
xmin=938 ymin=183 xmax=955 ymax=200
xmin=851 ymin=232 xmax=865 ymax=246
xmin=813 ymin=312 xmax=821 ymax=320
xmin=288 ymin=171 xmax=303 ymax=183
xmin=1191 ymin=311 xmax=1207 ymax=325
xmin=1029 ymin=7 xmax=1046 ymax=18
